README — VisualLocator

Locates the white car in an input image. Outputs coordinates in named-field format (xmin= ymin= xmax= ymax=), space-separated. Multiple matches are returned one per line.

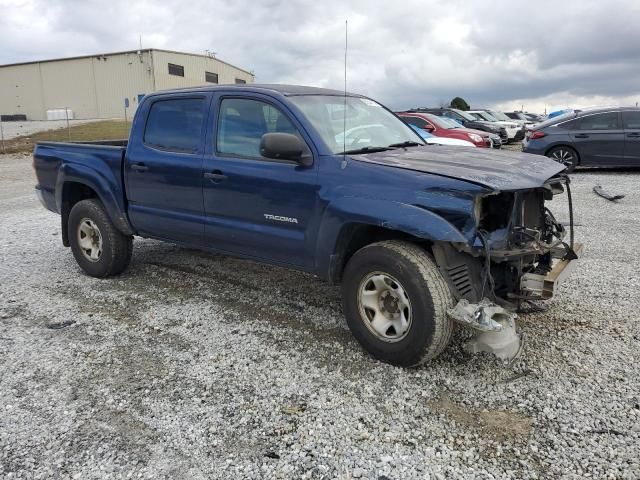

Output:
xmin=504 ymin=111 xmax=537 ymax=128
xmin=468 ymin=110 xmax=523 ymax=143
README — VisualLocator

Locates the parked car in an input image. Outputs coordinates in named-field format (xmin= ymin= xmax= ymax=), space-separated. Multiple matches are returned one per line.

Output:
xmin=521 ymin=113 xmax=545 ymax=123
xmin=408 ymin=124 xmax=475 ymax=147
xmin=468 ymin=110 xmax=524 ymax=143
xmin=397 ymin=111 xmax=501 ymax=148
xmin=522 ymin=107 xmax=640 ymax=171
xmin=33 ymin=84 xmax=580 ymax=367
xmin=505 ymin=111 xmax=538 ymax=125
xmin=409 ymin=108 xmax=508 ymax=144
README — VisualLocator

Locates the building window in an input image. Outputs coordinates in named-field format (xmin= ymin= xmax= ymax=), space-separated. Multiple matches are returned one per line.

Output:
xmin=205 ymin=71 xmax=219 ymax=84
xmin=168 ymin=63 xmax=184 ymax=77
xmin=235 ymin=78 xmax=247 ymax=84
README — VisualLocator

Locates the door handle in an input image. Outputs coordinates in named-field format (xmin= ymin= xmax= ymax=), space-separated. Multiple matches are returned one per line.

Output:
xmin=627 ymin=132 xmax=640 ymax=137
xmin=131 ymin=163 xmax=149 ymax=172
xmin=574 ymin=133 xmax=589 ymax=138
xmin=204 ymin=171 xmax=227 ymax=182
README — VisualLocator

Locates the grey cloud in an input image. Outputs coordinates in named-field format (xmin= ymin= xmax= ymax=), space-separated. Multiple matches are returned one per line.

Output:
xmin=1 ymin=0 xmax=639 ymax=111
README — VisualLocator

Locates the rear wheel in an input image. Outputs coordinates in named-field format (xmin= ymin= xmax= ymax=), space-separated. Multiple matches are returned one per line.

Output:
xmin=341 ymin=240 xmax=454 ymax=367
xmin=546 ymin=146 xmax=578 ymax=172
xmin=68 ymin=199 xmax=132 ymax=277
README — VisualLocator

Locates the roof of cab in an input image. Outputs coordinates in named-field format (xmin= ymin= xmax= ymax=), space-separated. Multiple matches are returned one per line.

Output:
xmin=145 ymin=83 xmax=363 ymax=98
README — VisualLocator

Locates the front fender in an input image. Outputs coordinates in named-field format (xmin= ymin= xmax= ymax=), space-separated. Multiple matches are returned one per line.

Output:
xmin=315 ymin=196 xmax=469 ymax=279
xmin=56 ymin=163 xmax=135 ymax=236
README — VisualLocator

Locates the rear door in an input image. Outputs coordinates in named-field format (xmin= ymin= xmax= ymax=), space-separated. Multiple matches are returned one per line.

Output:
xmin=568 ymin=111 xmax=625 ymax=166
xmin=201 ymin=93 xmax=320 ymax=269
xmin=125 ymin=94 xmax=210 ymax=244
xmin=622 ymin=110 xmax=640 ymax=165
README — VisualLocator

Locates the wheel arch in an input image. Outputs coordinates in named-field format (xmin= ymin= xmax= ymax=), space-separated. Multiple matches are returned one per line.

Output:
xmin=329 ymin=223 xmax=433 ymax=283
xmin=58 ymin=177 xmax=134 ymax=247
xmin=60 ymin=181 xmax=99 ymax=247
xmin=317 ymin=197 xmax=470 ymax=284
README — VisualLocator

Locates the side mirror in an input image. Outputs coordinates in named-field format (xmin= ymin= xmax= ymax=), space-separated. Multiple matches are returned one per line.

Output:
xmin=424 ymin=124 xmax=435 ymax=132
xmin=260 ymin=133 xmax=311 ymax=166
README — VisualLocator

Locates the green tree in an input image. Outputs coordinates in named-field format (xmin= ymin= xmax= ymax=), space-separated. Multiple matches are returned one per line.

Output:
xmin=450 ymin=97 xmax=470 ymax=111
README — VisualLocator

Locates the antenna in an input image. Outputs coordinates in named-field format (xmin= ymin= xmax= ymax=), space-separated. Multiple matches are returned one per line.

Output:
xmin=342 ymin=19 xmax=348 ymax=164
xmin=139 ymin=33 xmax=142 ymax=50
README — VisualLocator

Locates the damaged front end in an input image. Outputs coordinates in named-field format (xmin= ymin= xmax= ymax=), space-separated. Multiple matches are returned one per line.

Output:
xmin=434 ymin=174 xmax=582 ymax=360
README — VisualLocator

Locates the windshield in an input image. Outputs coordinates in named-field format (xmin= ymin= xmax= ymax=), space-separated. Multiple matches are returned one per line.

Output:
xmin=426 ymin=114 xmax=461 ymax=129
xmin=489 ymin=110 xmax=511 ymax=121
xmin=289 ymin=95 xmax=423 ymax=154
xmin=451 ymin=109 xmax=476 ymax=121
xmin=474 ymin=111 xmax=498 ymax=122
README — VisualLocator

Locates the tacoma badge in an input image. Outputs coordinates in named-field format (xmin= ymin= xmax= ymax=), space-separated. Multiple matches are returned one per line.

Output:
xmin=264 ymin=214 xmax=298 ymax=224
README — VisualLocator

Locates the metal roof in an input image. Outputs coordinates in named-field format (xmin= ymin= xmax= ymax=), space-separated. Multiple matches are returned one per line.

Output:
xmin=0 ymin=48 xmax=254 ymax=76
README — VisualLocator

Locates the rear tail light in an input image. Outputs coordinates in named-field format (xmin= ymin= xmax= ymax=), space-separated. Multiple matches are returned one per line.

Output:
xmin=529 ymin=130 xmax=546 ymax=139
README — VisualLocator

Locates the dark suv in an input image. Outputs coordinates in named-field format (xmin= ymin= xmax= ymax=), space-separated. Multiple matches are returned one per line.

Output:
xmin=522 ymin=107 xmax=640 ymax=171
xmin=410 ymin=108 xmax=508 ymax=144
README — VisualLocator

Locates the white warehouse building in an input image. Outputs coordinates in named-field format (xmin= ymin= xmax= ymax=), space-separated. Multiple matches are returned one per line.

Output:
xmin=0 ymin=49 xmax=255 ymax=120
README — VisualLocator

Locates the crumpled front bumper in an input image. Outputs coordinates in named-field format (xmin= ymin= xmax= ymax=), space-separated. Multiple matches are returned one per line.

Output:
xmin=520 ymin=243 xmax=583 ymax=299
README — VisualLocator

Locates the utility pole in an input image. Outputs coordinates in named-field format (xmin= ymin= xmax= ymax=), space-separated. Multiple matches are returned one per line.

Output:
xmin=0 ymin=115 xmax=5 ymax=154
xmin=65 ymin=107 xmax=71 ymax=141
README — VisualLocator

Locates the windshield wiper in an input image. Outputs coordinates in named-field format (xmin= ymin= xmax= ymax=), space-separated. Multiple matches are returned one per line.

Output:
xmin=388 ymin=141 xmax=422 ymax=148
xmin=339 ymin=146 xmax=395 ymax=155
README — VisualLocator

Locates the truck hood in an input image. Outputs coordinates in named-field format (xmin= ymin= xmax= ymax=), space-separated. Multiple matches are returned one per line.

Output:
xmin=351 ymin=146 xmax=566 ymax=191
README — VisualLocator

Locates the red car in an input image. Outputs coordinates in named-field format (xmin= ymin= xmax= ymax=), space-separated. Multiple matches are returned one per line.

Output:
xmin=396 ymin=112 xmax=501 ymax=148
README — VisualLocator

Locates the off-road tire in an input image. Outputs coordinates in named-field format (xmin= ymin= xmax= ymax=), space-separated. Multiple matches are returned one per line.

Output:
xmin=546 ymin=145 xmax=578 ymax=173
xmin=341 ymin=240 xmax=454 ymax=367
xmin=68 ymin=199 xmax=133 ymax=277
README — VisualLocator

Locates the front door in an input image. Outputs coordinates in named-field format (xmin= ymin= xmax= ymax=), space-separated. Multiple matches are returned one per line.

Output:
xmin=569 ymin=111 xmax=625 ymax=166
xmin=623 ymin=110 xmax=640 ymax=165
xmin=125 ymin=94 xmax=210 ymax=245
xmin=202 ymin=94 xmax=319 ymax=269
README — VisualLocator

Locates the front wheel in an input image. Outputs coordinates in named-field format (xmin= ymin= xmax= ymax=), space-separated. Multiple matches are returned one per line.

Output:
xmin=546 ymin=146 xmax=578 ymax=172
xmin=68 ymin=199 xmax=133 ymax=277
xmin=341 ymin=240 xmax=454 ymax=367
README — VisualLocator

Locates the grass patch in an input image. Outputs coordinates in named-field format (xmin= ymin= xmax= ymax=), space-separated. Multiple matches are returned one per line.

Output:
xmin=2 ymin=120 xmax=131 ymax=154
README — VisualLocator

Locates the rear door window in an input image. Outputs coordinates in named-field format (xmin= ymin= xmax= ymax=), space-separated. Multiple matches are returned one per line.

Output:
xmin=578 ymin=112 xmax=620 ymax=130
xmin=622 ymin=111 xmax=640 ymax=129
xmin=144 ymin=98 xmax=205 ymax=152
xmin=402 ymin=116 xmax=428 ymax=128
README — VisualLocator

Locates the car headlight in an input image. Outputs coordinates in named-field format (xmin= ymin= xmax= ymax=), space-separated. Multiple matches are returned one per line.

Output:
xmin=469 ymin=133 xmax=482 ymax=142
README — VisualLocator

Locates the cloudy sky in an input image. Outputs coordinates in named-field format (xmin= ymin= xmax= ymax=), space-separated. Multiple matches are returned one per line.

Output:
xmin=1 ymin=0 xmax=639 ymax=112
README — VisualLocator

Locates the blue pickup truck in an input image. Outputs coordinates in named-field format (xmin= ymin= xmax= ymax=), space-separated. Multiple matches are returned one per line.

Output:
xmin=34 ymin=84 xmax=580 ymax=366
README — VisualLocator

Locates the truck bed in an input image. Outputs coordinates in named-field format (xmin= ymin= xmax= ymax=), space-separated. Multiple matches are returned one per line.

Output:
xmin=33 ymin=140 xmax=128 ymax=217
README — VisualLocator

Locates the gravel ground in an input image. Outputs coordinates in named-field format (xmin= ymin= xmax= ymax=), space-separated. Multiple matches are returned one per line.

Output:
xmin=0 ymin=153 xmax=639 ymax=479
xmin=0 ymin=119 xmax=101 ymax=141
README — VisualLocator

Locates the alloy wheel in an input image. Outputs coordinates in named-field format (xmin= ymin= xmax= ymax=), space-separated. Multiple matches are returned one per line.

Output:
xmin=549 ymin=148 xmax=575 ymax=167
